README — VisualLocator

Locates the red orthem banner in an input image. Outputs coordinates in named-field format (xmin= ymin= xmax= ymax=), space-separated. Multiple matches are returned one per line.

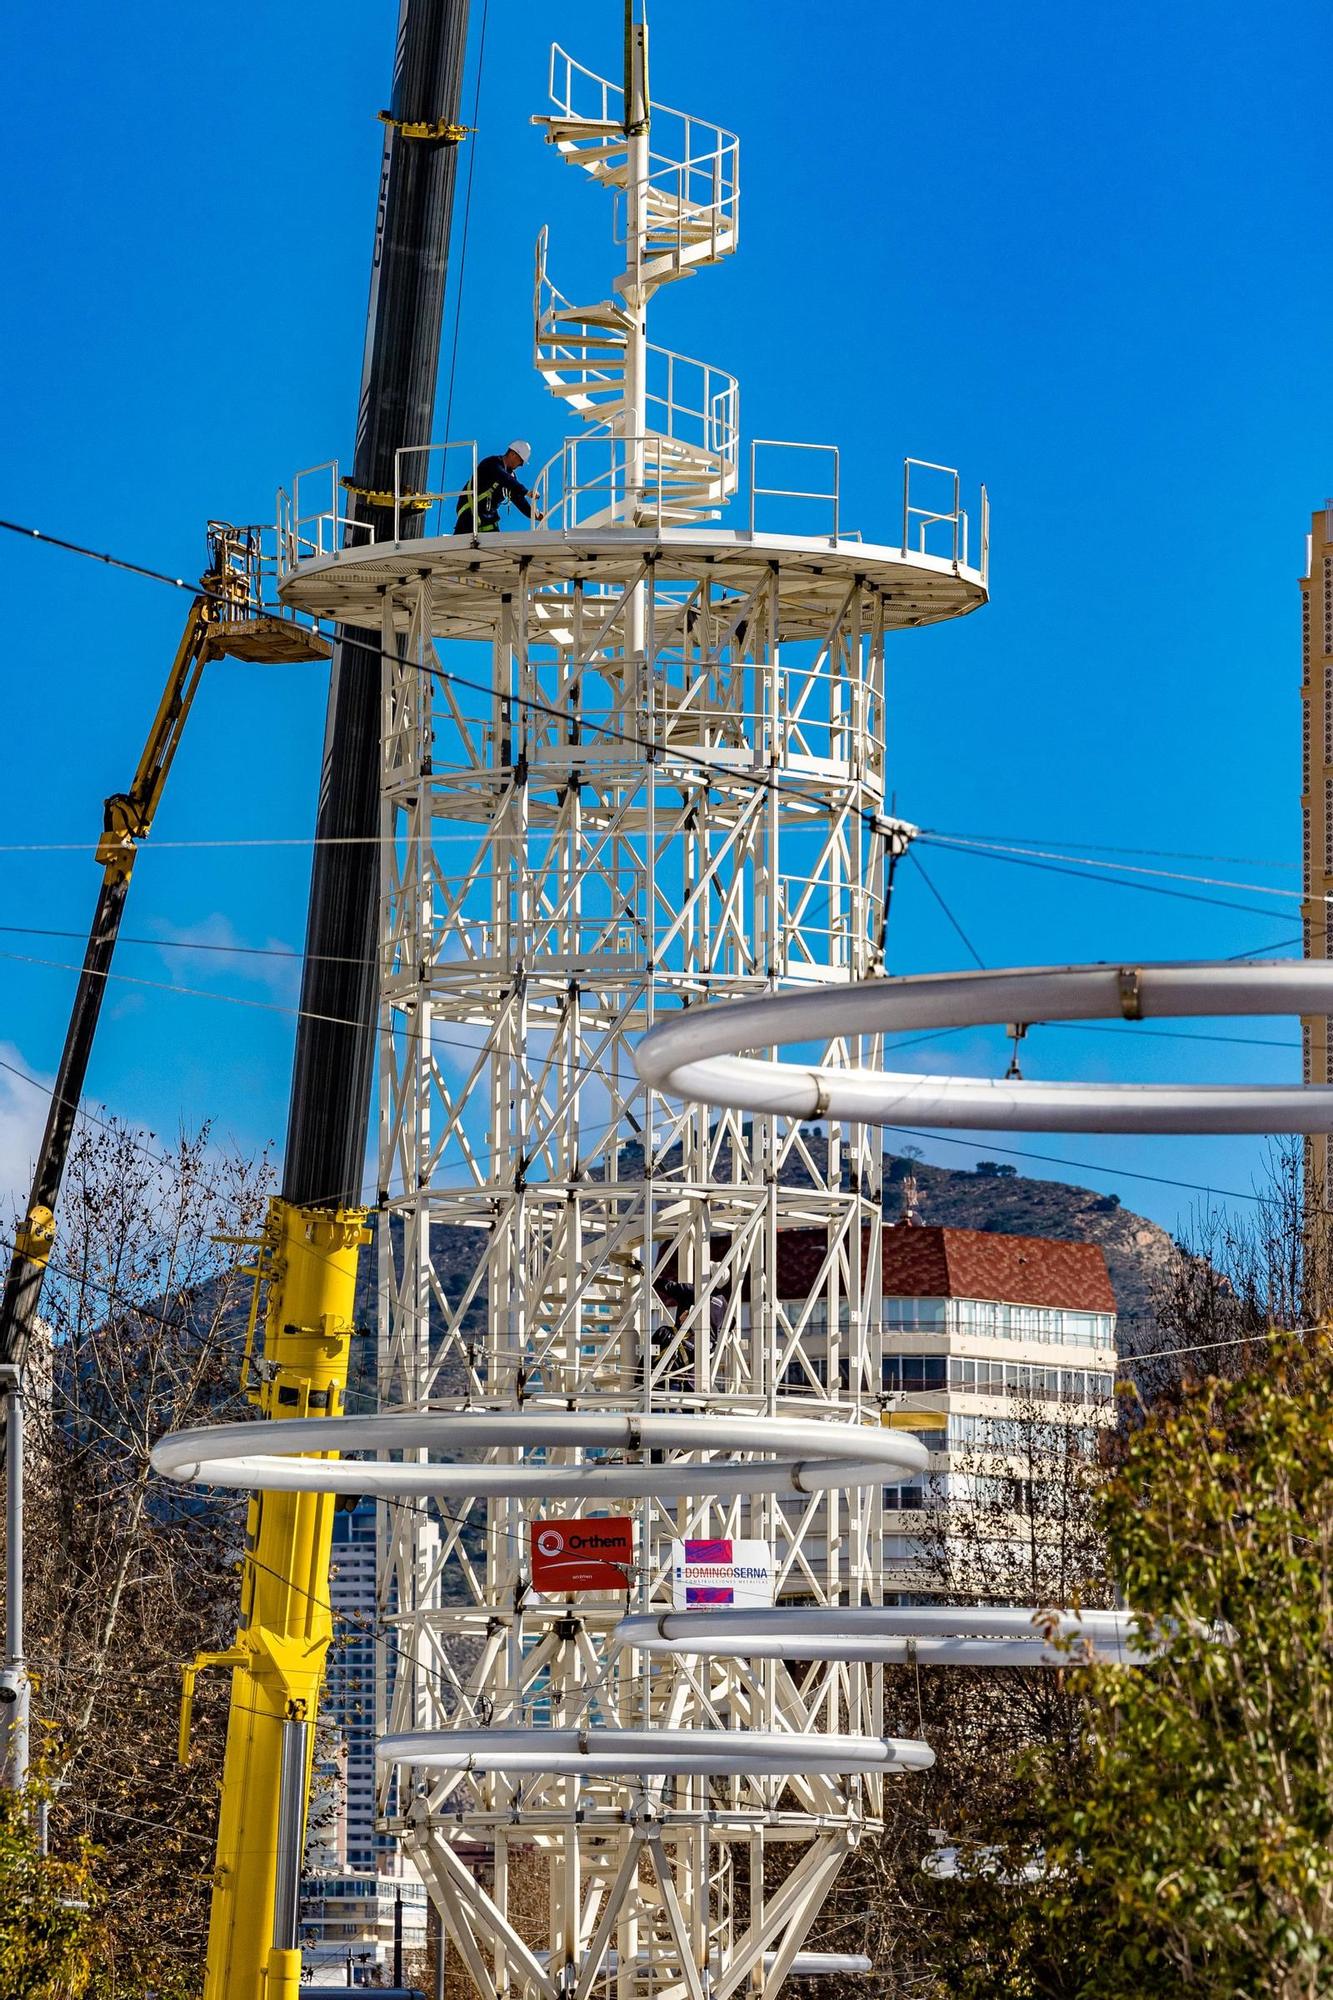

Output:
xmin=531 ymin=1517 xmax=634 ymax=1593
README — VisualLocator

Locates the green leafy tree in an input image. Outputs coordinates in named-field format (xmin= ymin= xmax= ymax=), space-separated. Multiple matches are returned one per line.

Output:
xmin=0 ymin=1762 xmax=97 ymax=2000
xmin=930 ymin=1333 xmax=1333 ymax=1999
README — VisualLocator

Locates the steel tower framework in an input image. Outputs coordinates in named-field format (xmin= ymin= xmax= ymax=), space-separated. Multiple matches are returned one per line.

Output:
xmin=274 ymin=17 xmax=988 ymax=1998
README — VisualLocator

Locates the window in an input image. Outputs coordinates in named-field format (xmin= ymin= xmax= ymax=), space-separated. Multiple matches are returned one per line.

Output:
xmin=883 ymin=1354 xmax=946 ymax=1392
xmin=884 ymin=1296 xmax=947 ymax=1334
xmin=947 ymin=1301 xmax=1117 ymax=1348
xmin=883 ymin=1534 xmax=926 ymax=1559
xmin=882 ymin=1484 xmax=926 ymax=1511
xmin=898 ymin=1424 xmax=946 ymax=1451
xmin=782 ymin=1354 xmax=828 ymax=1390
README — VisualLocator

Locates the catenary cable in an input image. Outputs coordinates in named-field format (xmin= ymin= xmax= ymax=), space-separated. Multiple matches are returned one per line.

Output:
xmin=440 ymin=0 xmax=489 ymax=451
xmin=2 ymin=519 xmax=1326 ymax=944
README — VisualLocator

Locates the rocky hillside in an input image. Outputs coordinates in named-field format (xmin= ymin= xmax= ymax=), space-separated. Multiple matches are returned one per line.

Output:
xmin=350 ymin=1139 xmax=1179 ymax=1362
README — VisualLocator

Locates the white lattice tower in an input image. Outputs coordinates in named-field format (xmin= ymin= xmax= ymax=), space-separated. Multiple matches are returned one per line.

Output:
xmin=271 ymin=12 xmax=988 ymax=1999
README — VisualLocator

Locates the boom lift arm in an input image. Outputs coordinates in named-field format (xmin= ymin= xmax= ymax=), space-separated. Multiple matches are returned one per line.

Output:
xmin=0 ymin=526 xmax=328 ymax=1792
xmin=0 ymin=524 xmax=328 ymax=1386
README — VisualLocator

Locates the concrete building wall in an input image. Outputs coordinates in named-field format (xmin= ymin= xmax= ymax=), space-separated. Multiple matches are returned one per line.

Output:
xmin=777 ymin=1224 xmax=1118 ymax=1595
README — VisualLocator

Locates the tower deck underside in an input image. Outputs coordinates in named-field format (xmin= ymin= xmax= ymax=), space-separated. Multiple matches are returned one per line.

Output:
xmin=282 ymin=527 xmax=948 ymax=2000
xmin=277 ymin=527 xmax=988 ymax=639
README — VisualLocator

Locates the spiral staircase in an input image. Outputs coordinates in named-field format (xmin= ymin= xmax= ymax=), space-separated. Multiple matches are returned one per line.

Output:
xmin=531 ymin=41 xmax=740 ymax=528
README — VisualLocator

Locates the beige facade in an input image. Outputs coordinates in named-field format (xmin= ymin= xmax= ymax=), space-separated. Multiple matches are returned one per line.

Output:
xmin=776 ymin=1224 xmax=1118 ymax=1596
xmin=880 ymin=1291 xmax=1117 ymax=1593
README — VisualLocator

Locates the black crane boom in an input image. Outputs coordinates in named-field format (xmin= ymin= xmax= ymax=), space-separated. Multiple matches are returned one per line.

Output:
xmin=283 ymin=0 xmax=470 ymax=1210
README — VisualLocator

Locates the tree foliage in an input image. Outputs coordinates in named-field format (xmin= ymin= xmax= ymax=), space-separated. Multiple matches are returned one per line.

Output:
xmin=4 ymin=1119 xmax=269 ymax=1999
xmin=0 ymin=1759 xmax=97 ymax=2000
xmin=923 ymin=1333 xmax=1333 ymax=1999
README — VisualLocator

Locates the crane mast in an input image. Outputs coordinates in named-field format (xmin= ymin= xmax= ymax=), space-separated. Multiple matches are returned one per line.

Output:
xmin=183 ymin=8 xmax=471 ymax=1997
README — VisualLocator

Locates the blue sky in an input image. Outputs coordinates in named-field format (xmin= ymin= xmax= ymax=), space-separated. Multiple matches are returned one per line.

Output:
xmin=2 ymin=0 xmax=1330 ymax=1240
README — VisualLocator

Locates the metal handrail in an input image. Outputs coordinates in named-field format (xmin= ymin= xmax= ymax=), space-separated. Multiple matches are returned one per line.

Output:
xmin=901 ymin=458 xmax=962 ymax=565
xmin=392 ymin=440 xmax=479 ymax=542
xmin=546 ymin=43 xmax=739 ymax=160
xmin=749 ymin=440 xmax=840 ymax=543
xmin=277 ymin=461 xmax=377 ymax=579
xmin=532 ymin=432 xmax=672 ymax=534
xmin=547 ymin=42 xmax=621 ymax=125
xmin=614 ymin=142 xmax=740 ymax=265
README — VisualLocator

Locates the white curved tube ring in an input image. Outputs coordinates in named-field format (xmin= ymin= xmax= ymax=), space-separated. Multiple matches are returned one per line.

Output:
xmin=769 ymin=1957 xmax=874 ymax=1978
xmin=633 ymin=962 xmax=1333 ymax=1133
xmin=151 ymin=1409 xmax=926 ymax=1497
xmin=376 ymin=1726 xmax=934 ymax=1776
xmin=615 ymin=1604 xmax=1153 ymax=1666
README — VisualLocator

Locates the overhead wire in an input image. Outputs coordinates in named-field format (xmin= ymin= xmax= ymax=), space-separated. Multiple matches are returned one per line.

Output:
xmin=903 ymin=849 xmax=985 ymax=969
xmin=1124 ymin=1321 xmax=1319 ymax=1369
xmin=440 ymin=0 xmax=489 ymax=451
xmin=1 ymin=521 xmax=1319 ymax=945
xmin=921 ymin=830 xmax=1306 ymax=903
xmin=0 ymin=519 xmax=848 ymax=825
xmin=922 ymin=828 xmax=1301 ymax=873
xmin=914 ymin=830 xmax=1311 ymax=927
xmin=2 ymin=520 xmax=1322 ymax=980
xmin=2 ymin=520 xmax=1326 ymax=1274
xmin=881 ymin=1123 xmax=1282 ymax=1209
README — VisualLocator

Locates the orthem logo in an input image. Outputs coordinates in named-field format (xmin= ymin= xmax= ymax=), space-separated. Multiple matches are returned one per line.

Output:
xmin=530 ymin=1517 xmax=634 ymax=1593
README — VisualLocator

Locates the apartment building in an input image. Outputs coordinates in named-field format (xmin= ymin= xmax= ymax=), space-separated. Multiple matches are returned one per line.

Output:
xmin=774 ymin=1222 xmax=1118 ymax=1591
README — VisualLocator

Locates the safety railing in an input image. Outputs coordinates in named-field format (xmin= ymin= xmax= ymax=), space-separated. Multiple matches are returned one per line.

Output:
xmin=615 ymin=141 xmax=741 ymax=270
xmin=534 ymin=234 xmax=739 ymax=478
xmin=207 ymin=520 xmax=272 ymax=620
xmin=643 ymin=344 xmax=740 ymax=470
xmin=205 ymin=520 xmax=329 ymax=649
xmin=531 ymin=432 xmax=671 ymax=533
xmin=749 ymin=440 xmax=840 ymax=542
xmin=546 ymin=44 xmax=740 ymax=182
xmin=533 ymin=229 xmax=626 ymax=406
xmin=902 ymin=457 xmax=989 ymax=578
xmin=392 ymin=441 xmax=480 ymax=542
xmin=274 ymin=461 xmax=377 ymax=582
xmin=273 ymin=444 xmax=990 ymax=581
xmin=546 ymin=41 xmax=625 ymax=127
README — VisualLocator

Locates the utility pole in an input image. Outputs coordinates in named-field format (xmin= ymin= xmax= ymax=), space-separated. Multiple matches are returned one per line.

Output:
xmin=1301 ymin=500 xmax=1333 ymax=1315
xmin=1 ymin=1364 xmax=28 ymax=1790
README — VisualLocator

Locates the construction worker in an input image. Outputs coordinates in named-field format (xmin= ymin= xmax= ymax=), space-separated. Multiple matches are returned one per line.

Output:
xmin=455 ymin=439 xmax=539 ymax=534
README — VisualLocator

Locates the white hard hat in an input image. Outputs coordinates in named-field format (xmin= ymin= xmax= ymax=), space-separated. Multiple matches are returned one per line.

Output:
xmin=507 ymin=438 xmax=532 ymax=464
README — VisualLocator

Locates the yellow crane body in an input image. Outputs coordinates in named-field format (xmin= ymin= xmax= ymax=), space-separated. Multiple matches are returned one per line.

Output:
xmin=183 ymin=1198 xmax=368 ymax=2000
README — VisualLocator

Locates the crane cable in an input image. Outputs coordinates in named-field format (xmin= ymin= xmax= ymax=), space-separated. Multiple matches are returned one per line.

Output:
xmin=441 ymin=0 xmax=490 ymax=452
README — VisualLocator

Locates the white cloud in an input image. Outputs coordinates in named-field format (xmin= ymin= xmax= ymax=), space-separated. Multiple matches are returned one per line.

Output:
xmin=0 ymin=1042 xmax=54 ymax=1223
xmin=148 ymin=913 xmax=300 ymax=1004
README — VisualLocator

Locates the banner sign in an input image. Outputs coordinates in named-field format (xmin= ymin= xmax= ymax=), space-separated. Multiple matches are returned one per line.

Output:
xmin=670 ymin=1539 xmax=774 ymax=1609
xmin=531 ymin=1517 xmax=634 ymax=1593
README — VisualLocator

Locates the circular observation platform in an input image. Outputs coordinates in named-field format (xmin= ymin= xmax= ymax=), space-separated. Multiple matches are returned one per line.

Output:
xmin=277 ymin=526 xmax=987 ymax=642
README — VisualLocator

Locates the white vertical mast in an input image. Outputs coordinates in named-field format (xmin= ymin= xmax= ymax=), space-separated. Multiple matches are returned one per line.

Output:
xmin=620 ymin=3 xmax=650 ymax=529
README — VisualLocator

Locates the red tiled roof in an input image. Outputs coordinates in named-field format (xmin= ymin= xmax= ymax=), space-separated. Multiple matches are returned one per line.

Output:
xmin=774 ymin=1224 xmax=1115 ymax=1314
xmin=884 ymin=1225 xmax=1115 ymax=1312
